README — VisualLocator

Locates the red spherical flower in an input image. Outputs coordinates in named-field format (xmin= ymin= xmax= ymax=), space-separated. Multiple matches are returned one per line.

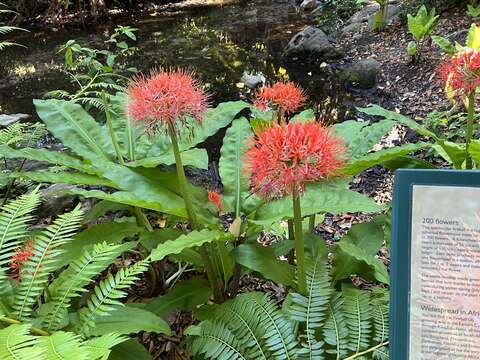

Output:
xmin=208 ymin=190 xmax=223 ymax=213
xmin=244 ymin=122 xmax=346 ymax=199
xmin=254 ymin=82 xmax=306 ymax=115
xmin=440 ymin=49 xmax=480 ymax=97
xmin=126 ymin=69 xmax=210 ymax=134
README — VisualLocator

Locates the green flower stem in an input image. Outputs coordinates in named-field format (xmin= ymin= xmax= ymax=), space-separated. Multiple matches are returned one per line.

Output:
xmin=308 ymin=214 xmax=316 ymax=233
xmin=466 ymin=91 xmax=476 ymax=169
xmin=287 ymin=219 xmax=295 ymax=265
xmin=0 ymin=317 xmax=49 ymax=336
xmin=167 ymin=121 xmax=223 ymax=302
xmin=292 ymin=187 xmax=306 ymax=295
xmin=102 ymin=93 xmax=153 ymax=232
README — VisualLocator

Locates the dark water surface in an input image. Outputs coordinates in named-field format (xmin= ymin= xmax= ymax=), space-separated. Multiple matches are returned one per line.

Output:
xmin=0 ymin=0 xmax=343 ymax=117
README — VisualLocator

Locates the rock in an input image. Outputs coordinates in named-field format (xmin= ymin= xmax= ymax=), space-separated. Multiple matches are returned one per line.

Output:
xmin=342 ymin=59 xmax=382 ymax=89
xmin=368 ymin=4 xmax=402 ymax=29
xmin=0 ymin=113 xmax=30 ymax=127
xmin=341 ymin=22 xmax=363 ymax=34
xmin=342 ymin=1 xmax=401 ymax=33
xmin=283 ymin=26 xmax=342 ymax=60
xmin=299 ymin=0 xmax=317 ymax=11
xmin=240 ymin=71 xmax=266 ymax=89
xmin=38 ymin=184 xmax=79 ymax=217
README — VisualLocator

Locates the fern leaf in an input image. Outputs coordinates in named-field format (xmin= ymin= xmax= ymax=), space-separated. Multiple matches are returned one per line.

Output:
xmin=372 ymin=288 xmax=389 ymax=359
xmin=215 ymin=292 xmax=269 ymax=359
xmin=13 ymin=205 xmax=83 ymax=320
xmin=83 ymin=333 xmax=126 ymax=360
xmin=289 ymin=255 xmax=331 ymax=360
xmin=0 ymin=189 xmax=41 ymax=271
xmin=342 ymin=287 xmax=373 ymax=354
xmin=79 ymin=260 xmax=149 ymax=333
xmin=323 ymin=292 xmax=349 ymax=359
xmin=247 ymin=293 xmax=298 ymax=360
xmin=37 ymin=331 xmax=88 ymax=360
xmin=42 ymin=242 xmax=123 ymax=332
xmin=0 ymin=324 xmax=44 ymax=360
xmin=192 ymin=320 xmax=249 ymax=360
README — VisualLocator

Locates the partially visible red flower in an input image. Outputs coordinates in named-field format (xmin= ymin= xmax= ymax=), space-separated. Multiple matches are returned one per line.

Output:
xmin=208 ymin=190 xmax=223 ymax=213
xmin=126 ymin=69 xmax=210 ymax=134
xmin=10 ymin=242 xmax=33 ymax=280
xmin=440 ymin=49 xmax=480 ymax=98
xmin=244 ymin=122 xmax=346 ymax=199
xmin=254 ymin=82 xmax=306 ymax=115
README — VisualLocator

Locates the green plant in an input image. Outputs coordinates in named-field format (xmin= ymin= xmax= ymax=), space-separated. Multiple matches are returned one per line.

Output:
xmin=188 ymin=248 xmax=389 ymax=359
xmin=467 ymin=2 xmax=480 ymax=17
xmin=406 ymin=5 xmax=439 ymax=58
xmin=0 ymin=189 xmax=174 ymax=357
xmin=371 ymin=0 xmax=390 ymax=32
xmin=0 ymin=2 xmax=27 ymax=51
xmin=46 ymin=26 xmax=138 ymax=111
xmin=0 ymin=324 xmax=126 ymax=360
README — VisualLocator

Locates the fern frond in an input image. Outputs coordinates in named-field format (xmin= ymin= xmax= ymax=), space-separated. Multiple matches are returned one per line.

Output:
xmin=37 ymin=331 xmax=88 ymax=360
xmin=83 ymin=332 xmax=126 ymax=360
xmin=0 ymin=188 xmax=41 ymax=270
xmin=0 ymin=324 xmax=44 ymax=360
xmin=0 ymin=123 xmax=26 ymax=146
xmin=192 ymin=320 xmax=250 ymax=360
xmin=42 ymin=242 xmax=123 ymax=332
xmin=78 ymin=260 xmax=149 ymax=333
xmin=342 ymin=287 xmax=373 ymax=355
xmin=13 ymin=205 xmax=83 ymax=320
xmin=215 ymin=292 xmax=269 ymax=359
xmin=289 ymin=255 xmax=331 ymax=360
xmin=323 ymin=292 xmax=349 ymax=359
xmin=371 ymin=288 xmax=389 ymax=360
xmin=247 ymin=293 xmax=298 ymax=360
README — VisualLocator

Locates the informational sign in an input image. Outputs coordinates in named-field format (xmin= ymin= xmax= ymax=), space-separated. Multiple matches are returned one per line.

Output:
xmin=391 ymin=169 xmax=480 ymax=360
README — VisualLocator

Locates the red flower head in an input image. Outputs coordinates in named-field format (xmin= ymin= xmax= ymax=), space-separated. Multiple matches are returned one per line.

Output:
xmin=244 ymin=122 xmax=346 ymax=199
xmin=440 ymin=49 xmax=480 ymax=98
xmin=10 ymin=242 xmax=33 ymax=280
xmin=208 ymin=190 xmax=223 ymax=213
xmin=126 ymin=69 xmax=210 ymax=134
xmin=254 ymin=82 xmax=306 ymax=115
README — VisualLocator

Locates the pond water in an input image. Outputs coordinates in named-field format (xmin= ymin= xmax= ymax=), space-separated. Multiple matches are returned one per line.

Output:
xmin=0 ymin=0 xmax=345 ymax=118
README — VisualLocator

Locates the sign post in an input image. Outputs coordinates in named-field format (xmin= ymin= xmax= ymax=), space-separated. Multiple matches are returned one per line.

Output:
xmin=391 ymin=169 xmax=480 ymax=359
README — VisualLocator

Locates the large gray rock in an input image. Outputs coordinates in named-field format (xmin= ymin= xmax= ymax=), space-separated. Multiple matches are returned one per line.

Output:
xmin=342 ymin=59 xmax=382 ymax=89
xmin=300 ymin=0 xmax=317 ymax=11
xmin=0 ymin=113 xmax=30 ymax=127
xmin=241 ymin=71 xmax=266 ymax=89
xmin=284 ymin=26 xmax=341 ymax=60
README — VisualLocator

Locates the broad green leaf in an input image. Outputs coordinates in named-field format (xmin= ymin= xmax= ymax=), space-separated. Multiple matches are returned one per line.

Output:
xmin=34 ymin=99 xmax=115 ymax=161
xmin=333 ymin=241 xmax=389 ymax=284
xmin=180 ymin=101 xmax=249 ymax=150
xmin=433 ymin=141 xmax=466 ymax=168
xmin=13 ymin=170 xmax=114 ymax=187
xmin=150 ymin=228 xmax=233 ymax=261
xmin=57 ymin=221 xmax=140 ymax=267
xmin=219 ymin=117 xmax=252 ymax=214
xmin=407 ymin=41 xmax=417 ymax=56
xmin=343 ymin=142 xmax=430 ymax=175
xmin=143 ymin=277 xmax=212 ymax=317
xmin=469 ymin=140 xmax=480 ymax=167
xmin=253 ymin=180 xmax=383 ymax=226
xmin=0 ymin=145 xmax=94 ymax=174
xmin=109 ymin=339 xmax=153 ymax=360
xmin=342 ymin=221 xmax=385 ymax=256
xmin=291 ymin=109 xmax=315 ymax=123
xmin=467 ymin=23 xmax=480 ymax=50
xmin=335 ymin=119 xmax=395 ymax=159
xmin=382 ymin=155 xmax=436 ymax=170
xmin=357 ymin=105 xmax=436 ymax=138
xmin=126 ymin=148 xmax=208 ymax=169
xmin=232 ymin=243 xmax=295 ymax=286
xmin=87 ymin=305 xmax=171 ymax=336
xmin=91 ymin=162 xmax=187 ymax=218
xmin=431 ymin=35 xmax=454 ymax=54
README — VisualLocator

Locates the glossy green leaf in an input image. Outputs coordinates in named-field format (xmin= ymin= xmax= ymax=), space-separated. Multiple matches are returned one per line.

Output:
xmin=434 ymin=141 xmax=465 ymax=168
xmin=343 ymin=142 xmax=430 ymax=175
xmin=109 ymin=339 xmax=153 ymax=360
xmin=253 ymin=180 xmax=383 ymax=225
xmin=127 ymin=148 xmax=208 ymax=169
xmin=87 ymin=305 xmax=171 ymax=336
xmin=144 ymin=277 xmax=212 ymax=317
xmin=150 ymin=228 xmax=233 ymax=262
xmin=291 ymin=109 xmax=315 ymax=123
xmin=232 ymin=243 xmax=295 ymax=286
xmin=34 ymin=99 xmax=115 ymax=161
xmin=219 ymin=117 xmax=252 ymax=214
xmin=13 ymin=170 xmax=114 ymax=187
